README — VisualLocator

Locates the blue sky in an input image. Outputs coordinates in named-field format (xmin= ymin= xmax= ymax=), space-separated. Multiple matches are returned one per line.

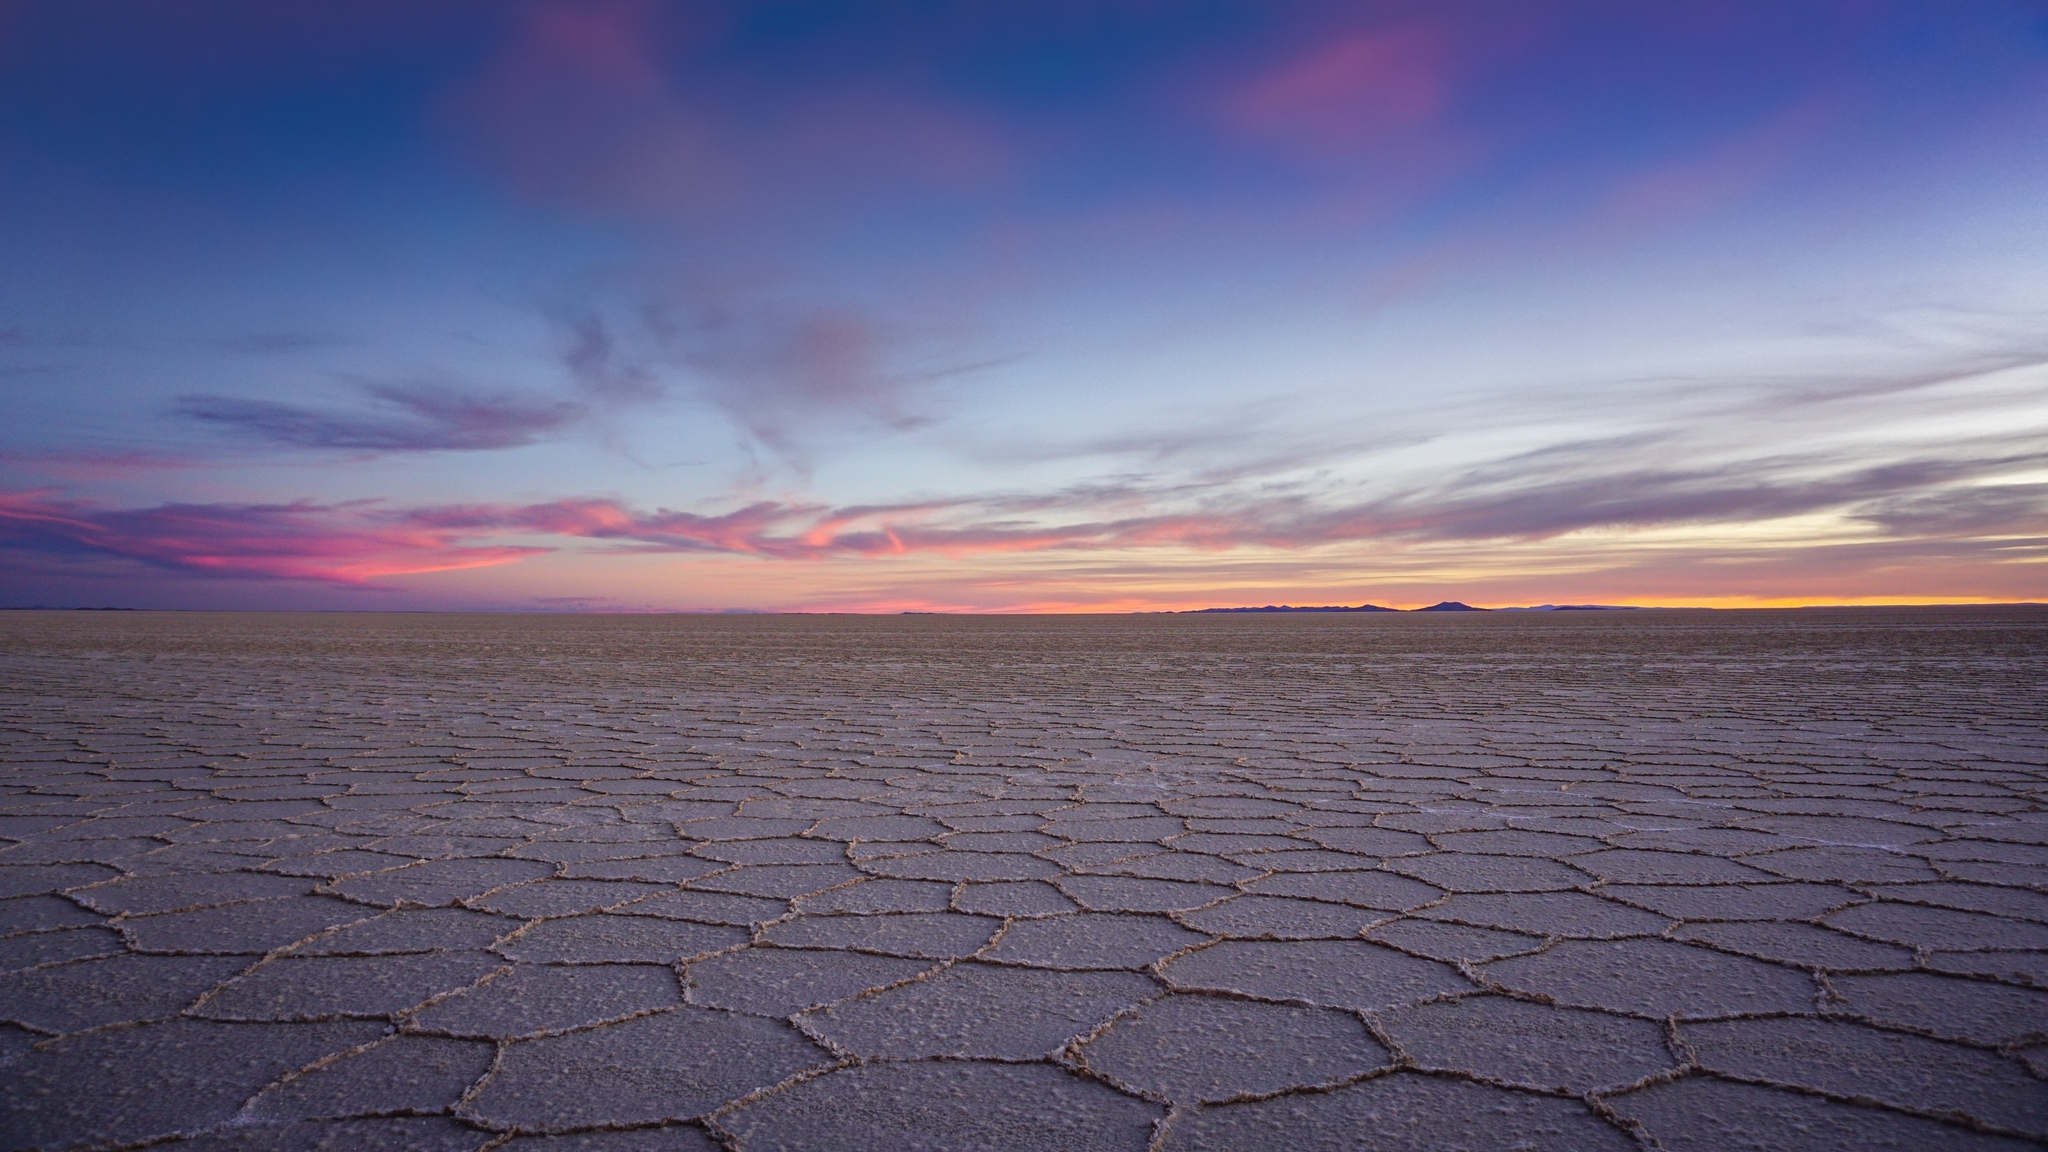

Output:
xmin=3 ymin=1 xmax=2045 ymax=610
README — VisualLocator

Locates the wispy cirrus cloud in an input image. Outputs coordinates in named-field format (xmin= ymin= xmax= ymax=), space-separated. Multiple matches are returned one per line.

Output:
xmin=653 ymin=304 xmax=942 ymax=449
xmin=179 ymin=304 xmax=700 ymax=457
xmin=564 ymin=292 xmax=996 ymax=458
xmin=175 ymin=383 xmax=584 ymax=452
xmin=559 ymin=312 xmax=662 ymax=404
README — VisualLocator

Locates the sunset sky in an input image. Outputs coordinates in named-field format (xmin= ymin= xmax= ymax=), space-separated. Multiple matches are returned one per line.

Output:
xmin=3 ymin=1 xmax=2045 ymax=611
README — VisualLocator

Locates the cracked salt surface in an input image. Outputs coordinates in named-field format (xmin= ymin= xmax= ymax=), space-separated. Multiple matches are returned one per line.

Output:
xmin=1 ymin=606 xmax=2046 ymax=1149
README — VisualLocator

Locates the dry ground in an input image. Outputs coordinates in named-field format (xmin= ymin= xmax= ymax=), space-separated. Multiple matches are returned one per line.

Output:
xmin=2 ymin=607 xmax=2045 ymax=1150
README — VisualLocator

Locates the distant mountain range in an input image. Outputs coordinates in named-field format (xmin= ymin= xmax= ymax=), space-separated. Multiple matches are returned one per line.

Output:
xmin=1191 ymin=601 xmax=1639 ymax=613
xmin=1192 ymin=604 xmax=1399 ymax=613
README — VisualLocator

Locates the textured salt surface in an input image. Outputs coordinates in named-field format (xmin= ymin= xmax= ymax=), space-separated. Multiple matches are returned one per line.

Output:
xmin=0 ymin=607 xmax=2044 ymax=1150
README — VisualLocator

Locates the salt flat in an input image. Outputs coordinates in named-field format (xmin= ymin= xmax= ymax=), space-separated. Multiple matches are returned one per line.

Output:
xmin=1 ymin=608 xmax=2044 ymax=1151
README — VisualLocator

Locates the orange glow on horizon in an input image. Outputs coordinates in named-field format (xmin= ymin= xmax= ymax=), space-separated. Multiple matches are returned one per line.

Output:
xmin=561 ymin=594 xmax=2041 ymax=615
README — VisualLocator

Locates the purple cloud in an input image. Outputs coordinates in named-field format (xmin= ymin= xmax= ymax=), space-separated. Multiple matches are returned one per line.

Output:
xmin=176 ymin=384 xmax=584 ymax=452
xmin=0 ymin=492 xmax=548 ymax=584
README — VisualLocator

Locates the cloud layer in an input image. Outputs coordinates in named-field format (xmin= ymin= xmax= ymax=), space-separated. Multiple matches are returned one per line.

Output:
xmin=5 ymin=424 xmax=2040 ymax=594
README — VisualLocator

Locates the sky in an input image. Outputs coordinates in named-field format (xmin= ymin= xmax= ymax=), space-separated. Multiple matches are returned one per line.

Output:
xmin=2 ymin=0 xmax=2045 ymax=612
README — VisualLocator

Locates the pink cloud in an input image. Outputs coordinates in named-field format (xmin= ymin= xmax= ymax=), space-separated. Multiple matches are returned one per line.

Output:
xmin=440 ymin=0 xmax=1008 ymax=218
xmin=0 ymin=492 xmax=547 ymax=585
xmin=1598 ymin=96 xmax=1841 ymax=225
xmin=441 ymin=0 xmax=734 ymax=211
xmin=1197 ymin=12 xmax=1531 ymax=219
xmin=419 ymin=498 xmax=813 ymax=556
xmin=1223 ymin=24 xmax=1450 ymax=158
xmin=0 ymin=489 xmax=1280 ymax=587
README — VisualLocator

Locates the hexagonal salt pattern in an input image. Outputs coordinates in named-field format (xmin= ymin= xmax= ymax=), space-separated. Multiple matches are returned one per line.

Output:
xmin=2 ymin=607 xmax=2044 ymax=1148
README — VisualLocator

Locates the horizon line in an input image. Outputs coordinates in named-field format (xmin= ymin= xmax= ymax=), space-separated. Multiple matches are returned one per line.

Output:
xmin=4 ymin=598 xmax=2044 ymax=616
